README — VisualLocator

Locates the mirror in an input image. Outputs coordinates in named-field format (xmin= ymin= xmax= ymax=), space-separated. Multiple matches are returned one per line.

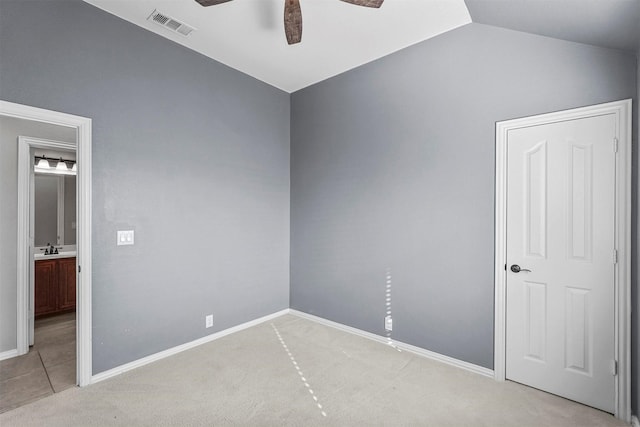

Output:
xmin=34 ymin=174 xmax=76 ymax=247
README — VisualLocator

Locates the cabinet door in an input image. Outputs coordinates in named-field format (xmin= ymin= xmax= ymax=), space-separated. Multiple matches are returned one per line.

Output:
xmin=35 ymin=260 xmax=57 ymax=317
xmin=58 ymin=257 xmax=77 ymax=311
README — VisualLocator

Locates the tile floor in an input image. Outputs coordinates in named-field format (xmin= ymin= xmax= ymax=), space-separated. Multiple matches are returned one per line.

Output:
xmin=0 ymin=312 xmax=76 ymax=413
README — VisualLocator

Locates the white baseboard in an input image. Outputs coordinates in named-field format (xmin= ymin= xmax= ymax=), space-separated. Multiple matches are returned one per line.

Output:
xmin=631 ymin=415 xmax=639 ymax=427
xmin=290 ymin=309 xmax=494 ymax=378
xmin=0 ymin=349 xmax=19 ymax=361
xmin=91 ymin=309 xmax=290 ymax=384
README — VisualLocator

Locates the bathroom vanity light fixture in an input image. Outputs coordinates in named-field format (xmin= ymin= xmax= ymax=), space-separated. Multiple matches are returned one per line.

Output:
xmin=34 ymin=155 xmax=77 ymax=176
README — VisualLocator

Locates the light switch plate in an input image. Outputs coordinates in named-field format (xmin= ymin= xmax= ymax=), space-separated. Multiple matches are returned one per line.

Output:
xmin=117 ymin=230 xmax=134 ymax=246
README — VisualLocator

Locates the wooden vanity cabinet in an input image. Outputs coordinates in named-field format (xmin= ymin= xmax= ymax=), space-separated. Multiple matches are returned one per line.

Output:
xmin=34 ymin=259 xmax=58 ymax=316
xmin=58 ymin=258 xmax=77 ymax=311
xmin=34 ymin=257 xmax=76 ymax=317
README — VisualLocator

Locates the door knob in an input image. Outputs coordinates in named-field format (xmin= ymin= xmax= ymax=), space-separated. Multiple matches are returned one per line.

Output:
xmin=510 ymin=264 xmax=532 ymax=273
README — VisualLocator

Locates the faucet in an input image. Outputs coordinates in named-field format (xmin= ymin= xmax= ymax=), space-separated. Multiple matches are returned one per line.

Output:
xmin=43 ymin=243 xmax=59 ymax=255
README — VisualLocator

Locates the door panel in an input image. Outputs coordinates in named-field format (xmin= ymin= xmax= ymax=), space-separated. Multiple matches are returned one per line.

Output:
xmin=525 ymin=141 xmax=547 ymax=259
xmin=506 ymin=114 xmax=615 ymax=413
xmin=524 ymin=281 xmax=547 ymax=362
xmin=58 ymin=257 xmax=76 ymax=311
xmin=34 ymin=260 xmax=57 ymax=316
xmin=565 ymin=286 xmax=590 ymax=374
xmin=568 ymin=143 xmax=592 ymax=261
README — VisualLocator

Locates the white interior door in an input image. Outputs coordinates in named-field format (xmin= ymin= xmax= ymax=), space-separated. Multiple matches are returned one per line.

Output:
xmin=505 ymin=113 xmax=616 ymax=413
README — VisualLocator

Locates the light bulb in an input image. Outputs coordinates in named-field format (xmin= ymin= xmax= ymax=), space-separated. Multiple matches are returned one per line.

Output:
xmin=36 ymin=158 xmax=50 ymax=169
xmin=56 ymin=159 xmax=69 ymax=171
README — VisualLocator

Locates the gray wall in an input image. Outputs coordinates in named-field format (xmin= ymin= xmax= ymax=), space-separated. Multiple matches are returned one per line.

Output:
xmin=34 ymin=174 xmax=59 ymax=247
xmin=290 ymin=23 xmax=637 ymax=372
xmin=0 ymin=0 xmax=290 ymax=373
xmin=0 ymin=117 xmax=75 ymax=353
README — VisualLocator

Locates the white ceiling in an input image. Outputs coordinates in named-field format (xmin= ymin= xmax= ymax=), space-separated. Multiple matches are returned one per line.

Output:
xmin=83 ymin=0 xmax=472 ymax=92
xmin=82 ymin=0 xmax=640 ymax=92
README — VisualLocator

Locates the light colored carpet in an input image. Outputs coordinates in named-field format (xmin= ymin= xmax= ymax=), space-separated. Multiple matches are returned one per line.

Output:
xmin=0 ymin=314 xmax=628 ymax=426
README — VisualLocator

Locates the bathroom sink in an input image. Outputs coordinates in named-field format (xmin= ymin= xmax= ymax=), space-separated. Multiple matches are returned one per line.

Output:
xmin=34 ymin=251 xmax=76 ymax=260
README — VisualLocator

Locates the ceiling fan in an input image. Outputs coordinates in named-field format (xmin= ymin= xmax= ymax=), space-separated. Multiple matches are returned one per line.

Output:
xmin=195 ymin=0 xmax=384 ymax=45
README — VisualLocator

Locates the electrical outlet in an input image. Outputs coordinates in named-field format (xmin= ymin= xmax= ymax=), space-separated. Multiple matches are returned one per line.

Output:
xmin=117 ymin=230 xmax=134 ymax=246
xmin=385 ymin=315 xmax=393 ymax=331
xmin=205 ymin=314 xmax=213 ymax=328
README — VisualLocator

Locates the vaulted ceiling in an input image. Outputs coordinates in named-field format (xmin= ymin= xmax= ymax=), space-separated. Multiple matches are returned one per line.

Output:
xmin=83 ymin=0 xmax=640 ymax=93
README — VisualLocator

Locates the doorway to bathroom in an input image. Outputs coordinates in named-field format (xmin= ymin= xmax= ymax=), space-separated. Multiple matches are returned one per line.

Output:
xmin=0 ymin=100 xmax=92 ymax=412
xmin=0 ymin=134 xmax=77 ymax=412
xmin=31 ymin=143 xmax=78 ymax=397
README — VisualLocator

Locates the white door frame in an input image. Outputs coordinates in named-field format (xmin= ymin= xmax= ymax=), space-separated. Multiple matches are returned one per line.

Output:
xmin=23 ymin=137 xmax=75 ymax=347
xmin=1 ymin=100 xmax=93 ymax=387
xmin=494 ymin=99 xmax=632 ymax=421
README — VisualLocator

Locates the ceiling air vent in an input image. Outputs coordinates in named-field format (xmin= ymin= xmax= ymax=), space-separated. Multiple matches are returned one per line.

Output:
xmin=147 ymin=10 xmax=196 ymax=37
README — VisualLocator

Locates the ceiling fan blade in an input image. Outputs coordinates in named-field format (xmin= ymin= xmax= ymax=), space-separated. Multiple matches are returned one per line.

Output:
xmin=284 ymin=0 xmax=302 ymax=45
xmin=339 ymin=0 xmax=383 ymax=8
xmin=195 ymin=0 xmax=233 ymax=6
